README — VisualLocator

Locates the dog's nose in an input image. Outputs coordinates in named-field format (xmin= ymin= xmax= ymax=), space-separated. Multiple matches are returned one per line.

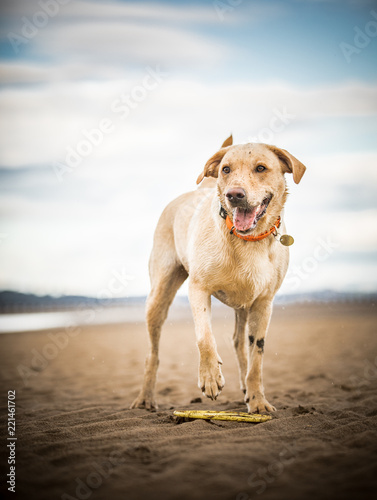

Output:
xmin=226 ymin=188 xmax=246 ymax=204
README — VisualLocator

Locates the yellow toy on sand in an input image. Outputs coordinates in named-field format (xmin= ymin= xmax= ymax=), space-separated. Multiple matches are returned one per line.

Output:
xmin=173 ymin=410 xmax=272 ymax=423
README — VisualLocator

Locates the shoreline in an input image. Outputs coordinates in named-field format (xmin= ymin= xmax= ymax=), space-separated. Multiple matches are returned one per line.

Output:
xmin=1 ymin=296 xmax=376 ymax=334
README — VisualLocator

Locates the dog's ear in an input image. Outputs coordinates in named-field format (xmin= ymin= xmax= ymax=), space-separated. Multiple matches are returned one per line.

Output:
xmin=196 ymin=147 xmax=230 ymax=185
xmin=268 ymin=146 xmax=306 ymax=184
xmin=221 ymin=134 xmax=233 ymax=148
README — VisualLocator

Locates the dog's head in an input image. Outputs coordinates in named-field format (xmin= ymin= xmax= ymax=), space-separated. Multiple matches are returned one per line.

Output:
xmin=196 ymin=137 xmax=306 ymax=235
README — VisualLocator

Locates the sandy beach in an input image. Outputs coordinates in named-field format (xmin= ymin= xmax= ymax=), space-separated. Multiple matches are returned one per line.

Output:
xmin=0 ymin=301 xmax=377 ymax=500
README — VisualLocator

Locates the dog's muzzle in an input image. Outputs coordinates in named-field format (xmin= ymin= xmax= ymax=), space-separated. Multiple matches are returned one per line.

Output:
xmin=225 ymin=187 xmax=246 ymax=207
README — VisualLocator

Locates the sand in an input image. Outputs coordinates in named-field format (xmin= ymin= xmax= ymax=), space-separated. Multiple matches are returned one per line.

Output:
xmin=0 ymin=301 xmax=377 ymax=500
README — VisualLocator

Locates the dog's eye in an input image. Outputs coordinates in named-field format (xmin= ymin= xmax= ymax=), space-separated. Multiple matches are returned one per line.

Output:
xmin=256 ymin=165 xmax=266 ymax=173
xmin=222 ymin=166 xmax=231 ymax=174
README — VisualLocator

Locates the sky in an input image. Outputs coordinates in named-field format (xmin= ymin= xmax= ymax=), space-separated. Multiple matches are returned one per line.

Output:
xmin=0 ymin=0 xmax=377 ymax=298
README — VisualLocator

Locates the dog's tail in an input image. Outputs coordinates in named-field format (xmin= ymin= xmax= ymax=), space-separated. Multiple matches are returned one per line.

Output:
xmin=197 ymin=134 xmax=233 ymax=190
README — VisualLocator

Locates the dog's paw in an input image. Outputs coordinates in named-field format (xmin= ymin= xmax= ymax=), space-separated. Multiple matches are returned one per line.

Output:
xmin=198 ymin=360 xmax=225 ymax=400
xmin=130 ymin=392 xmax=158 ymax=411
xmin=245 ymin=393 xmax=276 ymax=414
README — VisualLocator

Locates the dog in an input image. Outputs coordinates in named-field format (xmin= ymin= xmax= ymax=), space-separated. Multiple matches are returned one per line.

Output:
xmin=131 ymin=135 xmax=306 ymax=413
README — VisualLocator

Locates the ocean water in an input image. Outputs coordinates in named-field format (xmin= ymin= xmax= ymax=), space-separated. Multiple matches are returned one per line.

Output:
xmin=0 ymin=304 xmax=197 ymax=334
xmin=0 ymin=306 xmax=147 ymax=334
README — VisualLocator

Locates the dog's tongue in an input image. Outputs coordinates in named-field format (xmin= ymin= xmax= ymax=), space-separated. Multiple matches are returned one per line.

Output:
xmin=234 ymin=206 xmax=260 ymax=232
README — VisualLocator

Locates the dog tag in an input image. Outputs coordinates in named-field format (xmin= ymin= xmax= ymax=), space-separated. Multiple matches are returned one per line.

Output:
xmin=279 ymin=234 xmax=294 ymax=246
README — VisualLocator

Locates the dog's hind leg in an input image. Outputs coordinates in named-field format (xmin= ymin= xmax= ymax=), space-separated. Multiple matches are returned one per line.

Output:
xmin=130 ymin=256 xmax=187 ymax=410
xmin=233 ymin=308 xmax=248 ymax=395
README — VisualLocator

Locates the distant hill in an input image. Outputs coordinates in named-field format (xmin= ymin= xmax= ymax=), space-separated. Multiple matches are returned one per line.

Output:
xmin=273 ymin=290 xmax=377 ymax=305
xmin=0 ymin=290 xmax=375 ymax=314
xmin=0 ymin=291 xmax=146 ymax=313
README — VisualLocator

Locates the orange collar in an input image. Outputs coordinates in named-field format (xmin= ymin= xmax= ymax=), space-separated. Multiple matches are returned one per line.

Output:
xmin=225 ymin=214 xmax=281 ymax=242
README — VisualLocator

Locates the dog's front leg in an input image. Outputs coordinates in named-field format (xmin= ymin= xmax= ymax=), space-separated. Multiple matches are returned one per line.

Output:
xmin=245 ymin=298 xmax=276 ymax=413
xmin=189 ymin=282 xmax=225 ymax=400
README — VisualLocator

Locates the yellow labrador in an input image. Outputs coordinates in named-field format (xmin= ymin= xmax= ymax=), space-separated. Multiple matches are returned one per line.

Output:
xmin=131 ymin=136 xmax=306 ymax=413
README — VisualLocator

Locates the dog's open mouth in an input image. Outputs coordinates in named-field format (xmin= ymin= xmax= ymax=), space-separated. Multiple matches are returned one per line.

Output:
xmin=233 ymin=196 xmax=272 ymax=233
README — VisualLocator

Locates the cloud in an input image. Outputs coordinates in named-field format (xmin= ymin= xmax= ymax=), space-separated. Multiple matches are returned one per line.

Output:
xmin=0 ymin=61 xmax=139 ymax=84
xmin=1 ymin=0 xmax=284 ymax=32
xmin=67 ymin=0 xmax=224 ymax=23
xmin=32 ymin=20 xmax=227 ymax=66
xmin=0 ymin=1 xmax=288 ymax=83
xmin=1 ymin=0 xmax=230 ymax=74
xmin=1 ymin=0 xmax=223 ymax=24
xmin=0 ymin=77 xmax=376 ymax=167
xmin=1 ymin=15 xmax=229 ymax=83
